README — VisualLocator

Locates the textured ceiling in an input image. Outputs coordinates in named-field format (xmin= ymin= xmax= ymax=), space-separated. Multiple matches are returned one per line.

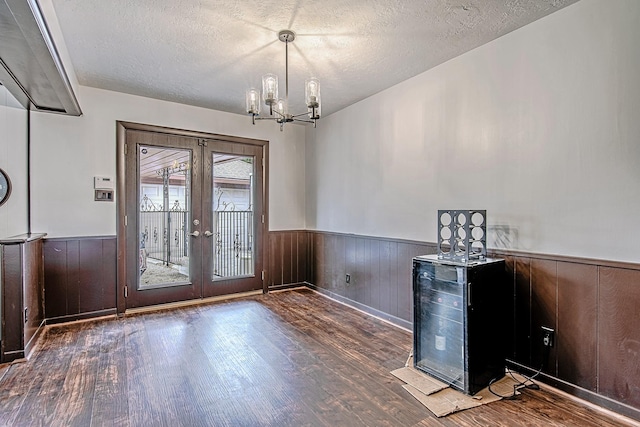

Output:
xmin=51 ymin=0 xmax=580 ymax=118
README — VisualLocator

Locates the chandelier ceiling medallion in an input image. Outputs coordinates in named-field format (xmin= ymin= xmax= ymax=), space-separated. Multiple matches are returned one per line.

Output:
xmin=246 ymin=30 xmax=321 ymax=131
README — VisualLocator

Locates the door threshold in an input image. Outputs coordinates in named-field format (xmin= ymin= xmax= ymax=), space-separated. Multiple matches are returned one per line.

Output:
xmin=125 ymin=290 xmax=263 ymax=315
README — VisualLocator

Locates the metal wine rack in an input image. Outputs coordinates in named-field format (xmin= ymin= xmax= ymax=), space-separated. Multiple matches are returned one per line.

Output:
xmin=437 ymin=210 xmax=486 ymax=262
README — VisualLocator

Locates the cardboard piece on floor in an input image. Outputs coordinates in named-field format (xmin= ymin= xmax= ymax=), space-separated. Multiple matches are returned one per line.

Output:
xmin=402 ymin=375 xmax=521 ymax=417
xmin=390 ymin=367 xmax=448 ymax=396
xmin=404 ymin=384 xmax=484 ymax=417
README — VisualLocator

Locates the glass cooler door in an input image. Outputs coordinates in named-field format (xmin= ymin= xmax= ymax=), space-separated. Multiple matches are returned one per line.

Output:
xmin=413 ymin=260 xmax=465 ymax=390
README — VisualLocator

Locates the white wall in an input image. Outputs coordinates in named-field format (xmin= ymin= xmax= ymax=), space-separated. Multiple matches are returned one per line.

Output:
xmin=0 ymin=86 xmax=29 ymax=239
xmin=30 ymin=86 xmax=306 ymax=237
xmin=306 ymin=0 xmax=640 ymax=263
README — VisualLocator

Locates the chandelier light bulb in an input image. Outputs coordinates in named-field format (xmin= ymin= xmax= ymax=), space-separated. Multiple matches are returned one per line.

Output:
xmin=305 ymin=78 xmax=320 ymax=108
xmin=276 ymin=99 xmax=287 ymax=117
xmin=246 ymin=88 xmax=260 ymax=115
xmin=262 ymin=74 xmax=278 ymax=106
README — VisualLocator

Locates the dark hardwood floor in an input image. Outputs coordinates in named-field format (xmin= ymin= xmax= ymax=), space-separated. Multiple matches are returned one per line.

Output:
xmin=0 ymin=288 xmax=635 ymax=426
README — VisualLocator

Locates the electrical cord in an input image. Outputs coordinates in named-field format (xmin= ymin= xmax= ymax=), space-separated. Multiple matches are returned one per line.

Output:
xmin=488 ymin=344 xmax=550 ymax=399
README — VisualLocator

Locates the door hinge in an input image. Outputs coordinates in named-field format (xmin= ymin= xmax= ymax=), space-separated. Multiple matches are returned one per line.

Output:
xmin=262 ymin=214 xmax=265 ymax=224
xmin=261 ymin=270 xmax=265 ymax=281
xmin=124 ymin=215 xmax=128 ymax=226
xmin=124 ymin=143 xmax=127 ymax=155
xmin=124 ymin=286 xmax=128 ymax=298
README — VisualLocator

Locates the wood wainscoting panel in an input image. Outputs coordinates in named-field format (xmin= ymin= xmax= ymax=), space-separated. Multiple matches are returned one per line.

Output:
xmin=378 ymin=239 xmax=394 ymax=317
xmin=66 ymin=240 xmax=81 ymax=315
xmin=311 ymin=231 xmax=325 ymax=289
xmin=267 ymin=230 xmax=311 ymax=289
xmin=598 ymin=266 xmax=640 ymax=409
xmin=78 ymin=239 xmax=105 ymax=313
xmin=557 ymin=261 xmax=598 ymax=391
xmin=303 ymin=231 xmax=437 ymax=325
xmin=344 ymin=234 xmax=357 ymax=300
xmin=268 ymin=232 xmax=284 ymax=287
xmin=367 ymin=238 xmax=382 ymax=311
xmin=102 ymin=238 xmax=118 ymax=310
xmin=43 ymin=239 xmax=69 ymax=319
xmin=23 ymin=238 xmax=45 ymax=354
xmin=530 ymin=258 xmax=558 ymax=376
xmin=44 ymin=237 xmax=117 ymax=322
xmin=282 ymin=231 xmax=294 ymax=286
xmin=502 ymin=255 xmax=517 ymax=360
xmin=513 ymin=257 xmax=532 ymax=366
xmin=330 ymin=233 xmax=346 ymax=293
xmin=295 ymin=230 xmax=308 ymax=285
xmin=1 ymin=244 xmax=23 ymax=358
xmin=79 ymin=238 xmax=117 ymax=313
xmin=0 ymin=234 xmax=46 ymax=362
xmin=396 ymin=242 xmax=413 ymax=322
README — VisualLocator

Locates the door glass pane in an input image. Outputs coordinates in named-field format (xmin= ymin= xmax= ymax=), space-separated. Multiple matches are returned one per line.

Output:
xmin=138 ymin=145 xmax=191 ymax=289
xmin=212 ymin=154 xmax=254 ymax=279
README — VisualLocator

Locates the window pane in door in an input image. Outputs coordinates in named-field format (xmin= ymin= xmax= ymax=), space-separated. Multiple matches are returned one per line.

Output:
xmin=212 ymin=154 xmax=254 ymax=279
xmin=138 ymin=145 xmax=191 ymax=289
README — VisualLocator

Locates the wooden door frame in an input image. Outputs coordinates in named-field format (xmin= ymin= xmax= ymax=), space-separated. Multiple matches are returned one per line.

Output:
xmin=116 ymin=121 xmax=269 ymax=315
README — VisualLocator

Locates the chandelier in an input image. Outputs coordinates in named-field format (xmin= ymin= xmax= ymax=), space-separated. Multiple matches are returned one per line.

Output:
xmin=246 ymin=30 xmax=321 ymax=131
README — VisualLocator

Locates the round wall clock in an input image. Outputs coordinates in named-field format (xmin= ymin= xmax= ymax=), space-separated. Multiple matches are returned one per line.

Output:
xmin=0 ymin=168 xmax=11 ymax=207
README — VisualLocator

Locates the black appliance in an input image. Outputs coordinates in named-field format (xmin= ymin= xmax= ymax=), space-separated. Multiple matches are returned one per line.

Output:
xmin=413 ymin=255 xmax=507 ymax=395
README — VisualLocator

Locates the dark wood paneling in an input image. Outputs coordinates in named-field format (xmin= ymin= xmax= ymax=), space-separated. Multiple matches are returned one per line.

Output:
xmin=387 ymin=241 xmax=400 ymax=319
xmin=334 ymin=234 xmax=346 ymax=293
xmin=303 ymin=231 xmax=437 ymax=324
xmin=298 ymin=231 xmax=312 ymax=283
xmin=43 ymin=239 xmax=68 ymax=318
xmin=502 ymin=255 xmax=517 ymax=360
xmin=514 ymin=257 xmax=531 ymax=365
xmin=378 ymin=240 xmax=392 ymax=316
xmin=355 ymin=237 xmax=366 ymax=303
xmin=557 ymin=262 xmax=597 ymax=391
xmin=66 ymin=240 xmax=80 ymax=315
xmin=1 ymin=235 xmax=46 ymax=363
xmin=23 ymin=239 xmax=44 ymax=353
xmin=312 ymin=232 xmax=324 ymax=287
xmin=267 ymin=231 xmax=312 ymax=289
xmin=292 ymin=232 xmax=299 ymax=283
xmin=598 ymin=266 xmax=640 ymax=409
xmin=306 ymin=231 xmax=314 ymax=283
xmin=362 ymin=238 xmax=373 ymax=308
xmin=268 ymin=233 xmax=282 ymax=286
xmin=43 ymin=237 xmax=117 ymax=321
xmin=79 ymin=239 xmax=103 ymax=313
xmin=102 ymin=238 xmax=117 ymax=309
xmin=344 ymin=235 xmax=356 ymax=300
xmin=1 ymin=244 xmax=23 ymax=359
xmin=282 ymin=232 xmax=293 ymax=285
xmin=368 ymin=239 xmax=381 ymax=311
xmin=396 ymin=243 xmax=413 ymax=321
xmin=530 ymin=258 xmax=557 ymax=375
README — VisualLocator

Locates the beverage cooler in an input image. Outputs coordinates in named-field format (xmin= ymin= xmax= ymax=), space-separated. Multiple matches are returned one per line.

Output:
xmin=412 ymin=254 xmax=507 ymax=395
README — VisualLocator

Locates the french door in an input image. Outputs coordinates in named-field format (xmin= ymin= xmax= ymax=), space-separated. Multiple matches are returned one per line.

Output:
xmin=120 ymin=124 xmax=266 ymax=310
